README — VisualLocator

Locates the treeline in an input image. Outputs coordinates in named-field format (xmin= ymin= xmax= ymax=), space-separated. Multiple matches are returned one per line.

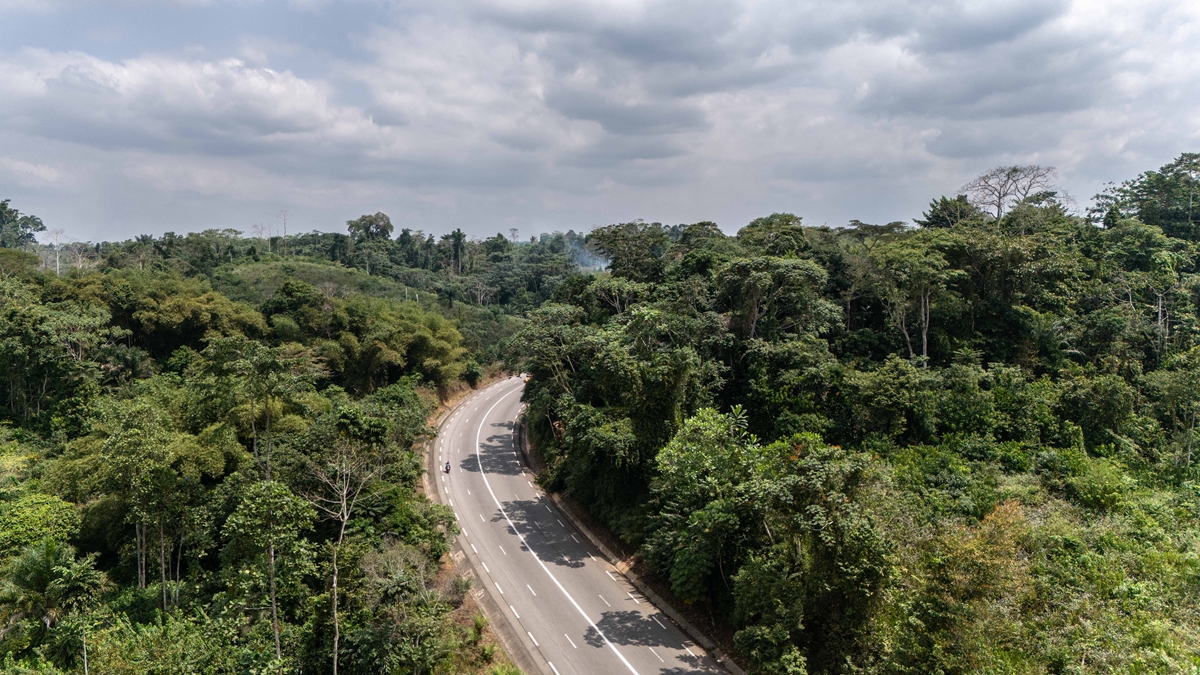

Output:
xmin=512 ymin=154 xmax=1200 ymax=673
xmin=0 ymin=218 xmax=563 ymax=671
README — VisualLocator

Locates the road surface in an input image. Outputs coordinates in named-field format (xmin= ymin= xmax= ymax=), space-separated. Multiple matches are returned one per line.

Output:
xmin=432 ymin=376 xmax=727 ymax=675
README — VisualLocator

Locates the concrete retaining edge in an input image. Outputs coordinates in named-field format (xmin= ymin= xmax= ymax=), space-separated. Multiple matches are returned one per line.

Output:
xmin=515 ymin=421 xmax=748 ymax=675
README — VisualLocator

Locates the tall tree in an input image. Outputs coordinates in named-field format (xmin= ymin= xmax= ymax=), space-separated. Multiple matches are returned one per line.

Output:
xmin=962 ymin=165 xmax=1057 ymax=220
xmin=0 ymin=200 xmax=46 ymax=249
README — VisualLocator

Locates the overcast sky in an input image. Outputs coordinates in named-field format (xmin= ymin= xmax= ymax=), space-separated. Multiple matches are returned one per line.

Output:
xmin=1 ymin=0 xmax=1198 ymax=242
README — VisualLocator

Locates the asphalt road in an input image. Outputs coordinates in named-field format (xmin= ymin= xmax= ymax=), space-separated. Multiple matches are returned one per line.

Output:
xmin=433 ymin=376 xmax=727 ymax=675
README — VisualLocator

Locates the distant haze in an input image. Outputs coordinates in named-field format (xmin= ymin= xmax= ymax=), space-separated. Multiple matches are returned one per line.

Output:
xmin=0 ymin=0 xmax=1197 ymax=241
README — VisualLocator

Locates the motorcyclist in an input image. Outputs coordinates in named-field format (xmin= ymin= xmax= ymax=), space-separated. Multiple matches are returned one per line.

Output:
xmin=444 ymin=461 xmax=451 ymax=473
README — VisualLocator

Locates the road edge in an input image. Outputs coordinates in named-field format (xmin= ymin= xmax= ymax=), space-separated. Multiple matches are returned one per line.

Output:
xmin=514 ymin=421 xmax=748 ymax=675
xmin=423 ymin=377 xmax=552 ymax=675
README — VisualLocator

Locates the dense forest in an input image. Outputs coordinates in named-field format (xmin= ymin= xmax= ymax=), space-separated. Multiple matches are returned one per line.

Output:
xmin=0 ymin=152 xmax=1198 ymax=674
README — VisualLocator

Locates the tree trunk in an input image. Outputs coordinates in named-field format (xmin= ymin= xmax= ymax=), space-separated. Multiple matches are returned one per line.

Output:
xmin=269 ymin=539 xmax=282 ymax=662
xmin=332 ymin=538 xmax=341 ymax=675
xmin=136 ymin=522 xmax=146 ymax=590
xmin=159 ymin=521 xmax=168 ymax=613
xmin=81 ymin=620 xmax=89 ymax=675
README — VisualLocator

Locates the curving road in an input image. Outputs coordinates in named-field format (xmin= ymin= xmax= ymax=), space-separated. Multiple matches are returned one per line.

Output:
xmin=431 ymin=376 xmax=726 ymax=675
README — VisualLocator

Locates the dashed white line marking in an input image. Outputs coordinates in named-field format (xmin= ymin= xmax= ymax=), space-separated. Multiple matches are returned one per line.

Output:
xmin=650 ymin=648 xmax=664 ymax=662
xmin=479 ymin=513 xmax=485 ymax=522
xmin=462 ymin=528 xmax=468 ymax=537
xmin=527 ymin=631 xmax=539 ymax=646
xmin=495 ymin=582 xmax=504 ymax=594
xmin=528 ymin=481 xmax=534 ymax=487
xmin=545 ymin=504 xmax=553 ymax=512
xmin=628 ymin=592 xmax=640 ymax=604
xmin=471 ymin=544 xmax=478 ymax=553
xmin=571 ymin=534 xmax=579 ymax=543
xmin=651 ymin=616 xmax=665 ymax=630
xmin=527 ymin=584 xmax=537 ymax=596
xmin=685 ymin=646 xmax=697 ymax=657
xmin=599 ymin=595 xmax=611 ymax=607
xmin=467 ymin=489 xmax=471 ymax=495
xmin=499 ymin=545 xmax=507 ymax=555
xmin=564 ymin=634 xmax=577 ymax=649
xmin=549 ymin=662 xmax=561 ymax=675
xmin=588 ymin=553 xmax=596 ymax=561
xmin=474 ymin=385 xmax=641 ymax=675
xmin=448 ymin=499 xmax=454 ymax=506
xmin=510 ymin=605 xmax=520 ymax=618
xmin=557 ymin=519 xmax=565 ymax=527
xmin=605 ymin=571 xmax=617 ymax=581
xmin=483 ymin=562 xmax=490 ymax=572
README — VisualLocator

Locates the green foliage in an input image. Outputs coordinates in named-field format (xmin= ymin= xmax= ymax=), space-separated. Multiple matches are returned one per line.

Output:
xmin=0 ymin=494 xmax=79 ymax=560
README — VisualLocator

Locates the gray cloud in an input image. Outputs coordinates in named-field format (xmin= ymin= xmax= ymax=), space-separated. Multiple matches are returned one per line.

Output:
xmin=0 ymin=0 xmax=1196 ymax=241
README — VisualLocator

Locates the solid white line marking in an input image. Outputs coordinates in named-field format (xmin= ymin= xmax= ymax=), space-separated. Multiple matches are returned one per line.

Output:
xmin=496 ymin=582 xmax=503 ymax=594
xmin=628 ymin=592 xmax=640 ymax=604
xmin=565 ymin=634 xmax=577 ymax=648
xmin=527 ymin=631 xmax=539 ymax=646
xmin=475 ymin=385 xmax=640 ymax=675
xmin=549 ymin=662 xmax=561 ymax=675
xmin=527 ymin=584 xmax=537 ymax=596
xmin=499 ymin=545 xmax=507 ymax=555
xmin=599 ymin=595 xmax=611 ymax=607
xmin=510 ymin=605 xmax=520 ymax=618
xmin=651 ymin=616 xmax=665 ymax=629
xmin=650 ymin=648 xmax=664 ymax=662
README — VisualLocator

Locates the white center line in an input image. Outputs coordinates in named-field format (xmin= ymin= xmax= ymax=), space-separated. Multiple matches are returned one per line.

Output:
xmin=527 ymin=584 xmax=537 ymax=596
xmin=473 ymin=385 xmax=640 ymax=675
xmin=599 ymin=595 xmax=611 ymax=607
xmin=649 ymin=648 xmax=664 ymax=663
xmin=564 ymin=634 xmax=577 ymax=649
